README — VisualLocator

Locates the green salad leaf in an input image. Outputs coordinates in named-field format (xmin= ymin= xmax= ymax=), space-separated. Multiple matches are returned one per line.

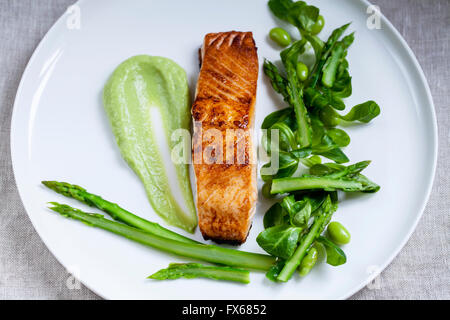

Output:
xmin=268 ymin=0 xmax=320 ymax=34
xmin=257 ymin=225 xmax=303 ymax=259
xmin=316 ymin=236 xmax=347 ymax=266
xmin=263 ymin=203 xmax=287 ymax=228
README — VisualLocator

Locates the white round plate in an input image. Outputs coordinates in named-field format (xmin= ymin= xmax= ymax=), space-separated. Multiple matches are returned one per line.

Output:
xmin=11 ymin=0 xmax=437 ymax=299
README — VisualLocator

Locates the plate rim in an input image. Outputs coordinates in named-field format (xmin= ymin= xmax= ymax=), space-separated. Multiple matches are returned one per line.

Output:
xmin=10 ymin=0 xmax=438 ymax=300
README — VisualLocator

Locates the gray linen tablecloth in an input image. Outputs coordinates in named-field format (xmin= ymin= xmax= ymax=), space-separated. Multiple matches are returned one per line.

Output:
xmin=0 ymin=0 xmax=448 ymax=300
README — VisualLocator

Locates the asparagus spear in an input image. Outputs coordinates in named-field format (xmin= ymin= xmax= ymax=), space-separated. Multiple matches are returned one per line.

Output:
xmin=281 ymin=40 xmax=312 ymax=148
xmin=263 ymin=60 xmax=292 ymax=105
xmin=321 ymin=33 xmax=355 ymax=88
xmin=277 ymin=196 xmax=334 ymax=282
xmin=148 ymin=263 xmax=250 ymax=284
xmin=48 ymin=203 xmax=276 ymax=271
xmin=308 ymin=161 xmax=380 ymax=193
xmin=308 ymin=23 xmax=351 ymax=88
xmin=322 ymin=160 xmax=371 ymax=179
xmin=271 ymin=176 xmax=363 ymax=194
xmin=42 ymin=181 xmax=198 ymax=244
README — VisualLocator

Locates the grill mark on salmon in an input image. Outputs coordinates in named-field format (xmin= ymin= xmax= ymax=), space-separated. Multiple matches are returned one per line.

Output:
xmin=192 ymin=31 xmax=258 ymax=244
xmin=203 ymin=81 xmax=242 ymax=103
xmin=200 ymin=48 xmax=254 ymax=89
xmin=203 ymin=75 xmax=252 ymax=104
xmin=204 ymin=68 xmax=253 ymax=97
xmin=207 ymin=56 xmax=253 ymax=87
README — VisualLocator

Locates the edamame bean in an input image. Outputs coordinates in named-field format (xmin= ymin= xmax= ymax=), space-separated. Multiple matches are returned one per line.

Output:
xmin=298 ymin=247 xmax=318 ymax=277
xmin=269 ymin=27 xmax=291 ymax=47
xmin=327 ymin=221 xmax=351 ymax=245
xmin=296 ymin=62 xmax=309 ymax=82
xmin=319 ymin=105 xmax=341 ymax=127
xmin=311 ymin=15 xmax=325 ymax=35
xmin=313 ymin=242 xmax=326 ymax=263
xmin=262 ymin=182 xmax=275 ymax=199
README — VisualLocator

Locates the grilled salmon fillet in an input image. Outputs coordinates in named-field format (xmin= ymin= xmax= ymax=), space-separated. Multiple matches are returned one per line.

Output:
xmin=192 ymin=31 xmax=258 ymax=244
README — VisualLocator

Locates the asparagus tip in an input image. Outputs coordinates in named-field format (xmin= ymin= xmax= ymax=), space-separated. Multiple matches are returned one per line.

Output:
xmin=41 ymin=180 xmax=53 ymax=187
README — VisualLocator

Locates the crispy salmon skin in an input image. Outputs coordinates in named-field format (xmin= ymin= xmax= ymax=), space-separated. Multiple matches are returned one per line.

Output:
xmin=192 ymin=31 xmax=258 ymax=244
